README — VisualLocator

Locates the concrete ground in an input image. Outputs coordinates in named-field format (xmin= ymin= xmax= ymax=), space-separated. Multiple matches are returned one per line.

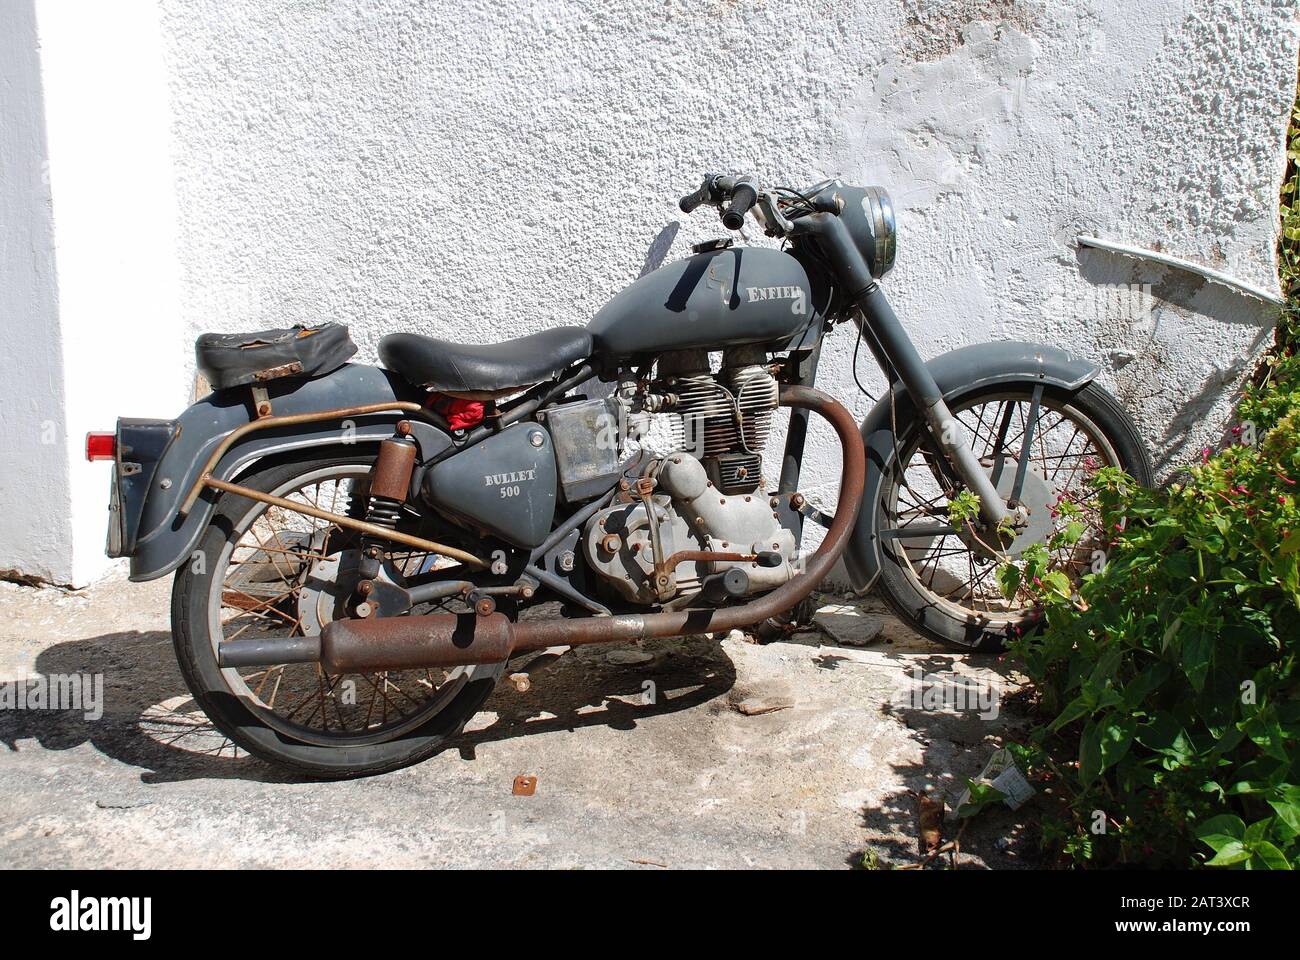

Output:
xmin=0 ymin=572 xmax=1039 ymax=869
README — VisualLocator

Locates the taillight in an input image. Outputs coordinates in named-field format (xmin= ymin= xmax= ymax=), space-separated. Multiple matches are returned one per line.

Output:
xmin=85 ymin=432 xmax=116 ymax=462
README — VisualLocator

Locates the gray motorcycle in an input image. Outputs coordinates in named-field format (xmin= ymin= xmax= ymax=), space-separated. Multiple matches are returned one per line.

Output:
xmin=90 ymin=173 xmax=1151 ymax=776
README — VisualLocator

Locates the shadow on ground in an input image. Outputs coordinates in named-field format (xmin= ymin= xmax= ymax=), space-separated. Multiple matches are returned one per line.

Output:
xmin=844 ymin=647 xmax=1042 ymax=870
xmin=0 ymin=629 xmax=736 ymax=786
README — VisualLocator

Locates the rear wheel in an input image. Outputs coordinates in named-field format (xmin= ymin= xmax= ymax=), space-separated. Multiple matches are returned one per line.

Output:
xmin=872 ymin=382 xmax=1152 ymax=651
xmin=171 ymin=454 xmax=504 ymax=778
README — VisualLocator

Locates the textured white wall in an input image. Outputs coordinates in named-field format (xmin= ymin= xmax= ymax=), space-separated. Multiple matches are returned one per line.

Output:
xmin=4 ymin=0 xmax=1297 ymax=583
xmin=0 ymin=0 xmax=72 ymax=583
xmin=0 ymin=0 xmax=185 ymax=585
xmin=158 ymin=0 xmax=1298 ymax=530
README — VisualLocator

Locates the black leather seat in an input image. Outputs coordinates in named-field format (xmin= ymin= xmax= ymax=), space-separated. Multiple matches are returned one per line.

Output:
xmin=378 ymin=327 xmax=592 ymax=394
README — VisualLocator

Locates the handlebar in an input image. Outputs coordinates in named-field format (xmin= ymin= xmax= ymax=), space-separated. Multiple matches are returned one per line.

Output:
xmin=677 ymin=173 xmax=758 ymax=230
xmin=678 ymin=179 xmax=714 ymax=214
xmin=721 ymin=182 xmax=757 ymax=230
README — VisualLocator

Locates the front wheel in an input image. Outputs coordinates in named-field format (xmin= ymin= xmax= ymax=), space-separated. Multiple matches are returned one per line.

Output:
xmin=872 ymin=381 xmax=1153 ymax=651
xmin=171 ymin=453 xmax=504 ymax=778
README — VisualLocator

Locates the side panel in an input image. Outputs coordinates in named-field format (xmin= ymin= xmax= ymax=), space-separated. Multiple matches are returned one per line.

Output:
xmin=587 ymin=246 xmax=814 ymax=358
xmin=128 ymin=363 xmax=434 ymax=581
xmin=423 ymin=422 xmax=558 ymax=549
xmin=843 ymin=341 xmax=1101 ymax=591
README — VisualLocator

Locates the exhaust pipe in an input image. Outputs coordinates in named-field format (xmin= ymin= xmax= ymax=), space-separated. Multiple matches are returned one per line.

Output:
xmin=314 ymin=384 xmax=865 ymax=673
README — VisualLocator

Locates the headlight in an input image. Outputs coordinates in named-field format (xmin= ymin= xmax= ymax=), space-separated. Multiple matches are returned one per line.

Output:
xmin=805 ymin=181 xmax=898 ymax=279
xmin=859 ymin=186 xmax=896 ymax=279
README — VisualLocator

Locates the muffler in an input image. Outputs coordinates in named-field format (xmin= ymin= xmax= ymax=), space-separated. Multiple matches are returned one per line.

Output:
xmin=313 ymin=384 xmax=865 ymax=674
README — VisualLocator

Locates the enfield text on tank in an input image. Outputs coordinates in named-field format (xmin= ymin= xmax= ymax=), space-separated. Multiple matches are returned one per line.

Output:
xmin=88 ymin=174 xmax=1152 ymax=776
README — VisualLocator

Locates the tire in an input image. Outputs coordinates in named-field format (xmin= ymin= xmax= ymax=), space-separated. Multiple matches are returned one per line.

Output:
xmin=872 ymin=381 xmax=1153 ymax=652
xmin=171 ymin=453 xmax=504 ymax=778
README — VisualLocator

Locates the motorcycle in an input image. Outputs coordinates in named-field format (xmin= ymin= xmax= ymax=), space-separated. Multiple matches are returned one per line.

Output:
xmin=88 ymin=173 xmax=1152 ymax=777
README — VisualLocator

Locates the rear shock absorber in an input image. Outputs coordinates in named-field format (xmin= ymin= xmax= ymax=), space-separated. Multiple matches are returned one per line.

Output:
xmin=358 ymin=421 xmax=419 ymax=584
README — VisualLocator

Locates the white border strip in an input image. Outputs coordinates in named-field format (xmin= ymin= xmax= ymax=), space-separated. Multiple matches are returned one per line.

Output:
xmin=1076 ymin=234 xmax=1286 ymax=307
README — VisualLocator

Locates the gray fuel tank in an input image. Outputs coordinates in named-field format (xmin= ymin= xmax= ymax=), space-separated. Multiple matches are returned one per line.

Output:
xmin=587 ymin=247 xmax=814 ymax=359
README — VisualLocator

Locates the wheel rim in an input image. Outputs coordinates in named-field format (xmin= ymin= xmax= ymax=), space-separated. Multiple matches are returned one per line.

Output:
xmin=882 ymin=391 xmax=1121 ymax=626
xmin=206 ymin=463 xmax=478 ymax=747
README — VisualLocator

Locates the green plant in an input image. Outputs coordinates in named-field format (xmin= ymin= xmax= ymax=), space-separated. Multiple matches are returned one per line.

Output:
xmin=1002 ymin=68 xmax=1300 ymax=869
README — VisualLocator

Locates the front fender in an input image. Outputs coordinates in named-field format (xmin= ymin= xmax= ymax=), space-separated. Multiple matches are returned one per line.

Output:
xmin=126 ymin=363 xmax=440 ymax=582
xmin=843 ymin=341 xmax=1101 ymax=592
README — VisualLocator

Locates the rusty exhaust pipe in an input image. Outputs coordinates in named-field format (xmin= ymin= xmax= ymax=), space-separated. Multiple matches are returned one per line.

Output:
xmin=319 ymin=384 xmax=865 ymax=673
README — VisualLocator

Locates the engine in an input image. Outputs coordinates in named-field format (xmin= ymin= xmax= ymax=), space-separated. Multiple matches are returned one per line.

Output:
xmin=583 ymin=347 xmax=803 ymax=606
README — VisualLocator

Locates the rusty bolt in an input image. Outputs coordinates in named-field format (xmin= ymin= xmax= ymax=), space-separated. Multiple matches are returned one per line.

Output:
xmin=601 ymin=533 xmax=622 ymax=553
xmin=256 ymin=402 xmax=272 ymax=417
xmin=558 ymin=551 xmax=576 ymax=572
xmin=356 ymin=580 xmax=373 ymax=597
xmin=508 ymin=672 xmax=531 ymax=693
xmin=475 ymin=596 xmax=497 ymax=617
xmin=791 ymin=493 xmax=806 ymax=509
xmin=395 ymin=420 xmax=412 ymax=436
xmin=519 ymin=584 xmax=535 ymax=599
xmin=618 ymin=479 xmax=630 ymax=491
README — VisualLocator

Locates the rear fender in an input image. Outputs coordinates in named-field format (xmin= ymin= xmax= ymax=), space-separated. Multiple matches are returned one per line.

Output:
xmin=125 ymin=363 xmax=447 ymax=582
xmin=843 ymin=341 xmax=1101 ymax=591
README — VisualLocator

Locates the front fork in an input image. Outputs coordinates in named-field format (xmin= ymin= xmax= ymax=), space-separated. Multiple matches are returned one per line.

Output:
xmin=786 ymin=212 xmax=1010 ymax=531
xmin=851 ymin=285 xmax=1010 ymax=530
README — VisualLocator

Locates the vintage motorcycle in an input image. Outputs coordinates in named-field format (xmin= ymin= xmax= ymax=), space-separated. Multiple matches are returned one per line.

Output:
xmin=89 ymin=174 xmax=1152 ymax=776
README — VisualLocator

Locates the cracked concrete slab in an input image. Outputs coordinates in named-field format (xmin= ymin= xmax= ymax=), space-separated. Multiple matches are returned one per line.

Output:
xmin=0 ymin=573 xmax=1039 ymax=869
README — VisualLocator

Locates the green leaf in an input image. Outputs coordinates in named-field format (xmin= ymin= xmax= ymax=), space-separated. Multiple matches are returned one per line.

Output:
xmin=1161 ymin=616 xmax=1182 ymax=652
xmin=996 ymin=562 xmax=1021 ymax=601
xmin=1281 ymin=529 xmax=1300 ymax=555
xmin=1268 ymin=798 xmax=1300 ymax=836
xmin=1049 ymin=695 xmax=1092 ymax=732
xmin=1041 ymin=570 xmax=1073 ymax=602
xmin=1137 ymin=714 xmax=1194 ymax=764
xmin=1196 ymin=813 xmax=1246 ymax=852
xmin=1181 ymin=627 xmax=1214 ymax=692
xmin=1079 ymin=715 xmax=1135 ymax=785
xmin=1205 ymin=841 xmax=1251 ymax=866
xmin=956 ymin=780 xmax=1006 ymax=818
xmin=1249 ymin=841 xmax=1292 ymax=870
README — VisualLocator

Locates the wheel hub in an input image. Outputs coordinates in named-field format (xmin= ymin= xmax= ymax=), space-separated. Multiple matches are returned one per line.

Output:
xmin=960 ymin=456 xmax=1059 ymax=560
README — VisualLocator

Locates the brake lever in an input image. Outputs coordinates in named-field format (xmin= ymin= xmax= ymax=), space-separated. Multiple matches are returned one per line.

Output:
xmin=754 ymin=191 xmax=794 ymax=237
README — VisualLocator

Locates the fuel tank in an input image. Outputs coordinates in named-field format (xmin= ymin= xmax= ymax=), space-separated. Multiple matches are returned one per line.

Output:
xmin=587 ymin=247 xmax=815 ymax=359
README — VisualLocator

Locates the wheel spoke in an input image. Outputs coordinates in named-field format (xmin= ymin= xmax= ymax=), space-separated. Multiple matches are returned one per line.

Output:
xmin=208 ymin=464 xmax=469 ymax=747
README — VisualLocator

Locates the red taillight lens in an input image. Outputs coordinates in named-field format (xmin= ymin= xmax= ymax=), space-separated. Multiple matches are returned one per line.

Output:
xmin=85 ymin=432 xmax=116 ymax=462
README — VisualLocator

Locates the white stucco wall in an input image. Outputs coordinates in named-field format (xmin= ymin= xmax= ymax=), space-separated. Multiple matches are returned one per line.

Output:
xmin=158 ymin=0 xmax=1297 ymax=519
xmin=0 ymin=0 xmax=71 ymax=584
xmin=2 ymin=0 xmax=1297 ymax=584
xmin=0 ymin=0 xmax=185 ymax=585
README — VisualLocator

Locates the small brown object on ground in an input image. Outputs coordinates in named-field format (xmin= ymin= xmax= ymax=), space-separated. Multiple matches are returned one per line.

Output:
xmin=512 ymin=775 xmax=537 ymax=796
xmin=917 ymin=793 xmax=944 ymax=855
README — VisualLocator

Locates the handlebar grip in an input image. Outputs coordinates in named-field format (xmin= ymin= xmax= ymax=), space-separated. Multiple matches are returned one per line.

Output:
xmin=679 ymin=181 xmax=712 ymax=214
xmin=721 ymin=182 xmax=757 ymax=230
